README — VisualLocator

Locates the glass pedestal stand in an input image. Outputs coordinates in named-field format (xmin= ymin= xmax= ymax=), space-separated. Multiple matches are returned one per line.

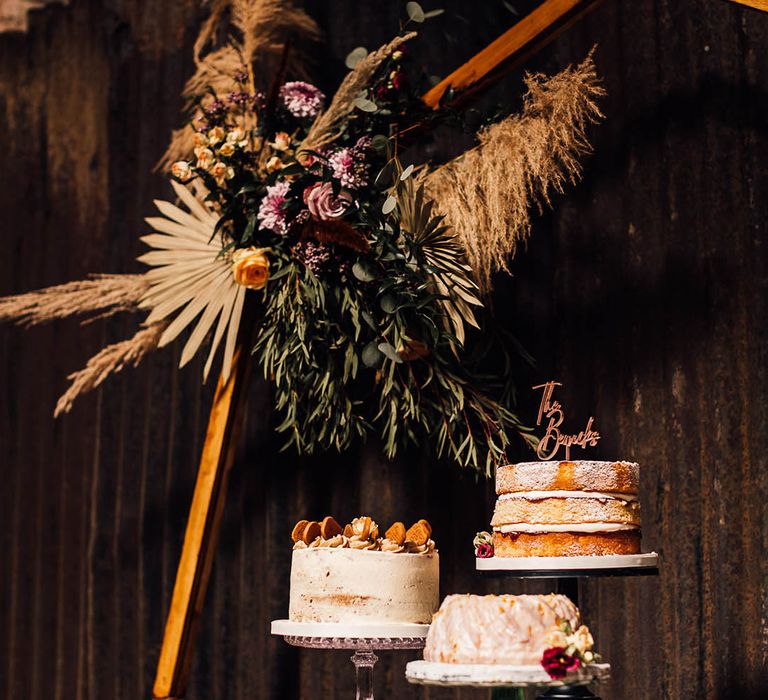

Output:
xmin=271 ymin=620 xmax=428 ymax=700
xmin=477 ymin=553 xmax=659 ymax=700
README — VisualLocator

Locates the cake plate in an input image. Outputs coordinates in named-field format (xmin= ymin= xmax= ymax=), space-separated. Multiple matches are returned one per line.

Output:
xmin=406 ymin=659 xmax=610 ymax=690
xmin=271 ymin=620 xmax=428 ymax=700
xmin=476 ymin=552 xmax=659 ymax=578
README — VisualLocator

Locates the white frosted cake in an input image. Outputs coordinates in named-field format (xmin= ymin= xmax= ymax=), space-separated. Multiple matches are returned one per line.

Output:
xmin=288 ymin=516 xmax=439 ymax=625
xmin=490 ymin=460 xmax=641 ymax=557
xmin=423 ymin=594 xmax=597 ymax=668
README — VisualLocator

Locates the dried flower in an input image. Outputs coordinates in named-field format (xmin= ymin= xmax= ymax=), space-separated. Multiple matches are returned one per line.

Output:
xmin=227 ymin=127 xmax=246 ymax=144
xmin=171 ymin=161 xmax=193 ymax=182
xmin=541 ymin=647 xmax=580 ymax=680
xmin=545 ymin=628 xmax=569 ymax=649
xmin=272 ymin=131 xmax=292 ymax=151
xmin=266 ymin=156 xmax=283 ymax=173
xmin=195 ymin=147 xmax=214 ymax=170
xmin=292 ymin=240 xmax=332 ymax=275
xmin=193 ymin=132 xmax=209 ymax=148
xmin=257 ymin=181 xmax=291 ymax=235
xmin=208 ymin=126 xmax=226 ymax=145
xmin=204 ymin=99 xmax=227 ymax=123
xmin=304 ymin=182 xmax=351 ymax=220
xmin=567 ymin=625 xmax=594 ymax=655
xmin=219 ymin=142 xmax=236 ymax=157
xmin=211 ymin=161 xmax=234 ymax=183
xmin=280 ymin=81 xmax=325 ymax=119
xmin=232 ymin=247 xmax=270 ymax=290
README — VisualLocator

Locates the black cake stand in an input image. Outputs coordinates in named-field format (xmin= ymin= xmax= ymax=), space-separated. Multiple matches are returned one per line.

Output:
xmin=477 ymin=553 xmax=659 ymax=700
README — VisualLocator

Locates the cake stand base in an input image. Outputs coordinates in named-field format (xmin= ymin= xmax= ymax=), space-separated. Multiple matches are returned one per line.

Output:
xmin=272 ymin=620 xmax=428 ymax=700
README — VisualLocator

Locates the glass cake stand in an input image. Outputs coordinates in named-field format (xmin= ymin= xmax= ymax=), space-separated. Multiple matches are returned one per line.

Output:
xmin=271 ymin=620 xmax=428 ymax=700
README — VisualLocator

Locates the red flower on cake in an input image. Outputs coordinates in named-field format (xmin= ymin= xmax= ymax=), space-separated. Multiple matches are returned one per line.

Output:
xmin=541 ymin=647 xmax=581 ymax=680
xmin=475 ymin=542 xmax=494 ymax=558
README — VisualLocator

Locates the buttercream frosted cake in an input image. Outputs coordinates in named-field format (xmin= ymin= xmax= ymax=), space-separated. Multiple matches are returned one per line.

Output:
xmin=490 ymin=460 xmax=641 ymax=556
xmin=289 ymin=515 xmax=439 ymax=624
xmin=423 ymin=593 xmax=598 ymax=671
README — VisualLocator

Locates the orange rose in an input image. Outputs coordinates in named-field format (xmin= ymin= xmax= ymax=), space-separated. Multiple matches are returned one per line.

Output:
xmin=232 ymin=247 xmax=270 ymax=290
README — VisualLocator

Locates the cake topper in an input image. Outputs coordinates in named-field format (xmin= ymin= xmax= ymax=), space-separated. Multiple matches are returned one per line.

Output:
xmin=532 ymin=381 xmax=601 ymax=460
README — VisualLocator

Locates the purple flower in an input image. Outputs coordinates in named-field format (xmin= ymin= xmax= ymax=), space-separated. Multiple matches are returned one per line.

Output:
xmin=257 ymin=181 xmax=292 ymax=235
xmin=303 ymin=182 xmax=352 ymax=220
xmin=328 ymin=137 xmax=371 ymax=189
xmin=292 ymin=240 xmax=332 ymax=275
xmin=280 ymin=81 xmax=325 ymax=119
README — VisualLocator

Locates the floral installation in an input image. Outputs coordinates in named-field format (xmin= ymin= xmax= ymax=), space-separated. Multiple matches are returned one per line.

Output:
xmin=473 ymin=531 xmax=494 ymax=558
xmin=0 ymin=1 xmax=605 ymax=474
xmin=540 ymin=620 xmax=599 ymax=680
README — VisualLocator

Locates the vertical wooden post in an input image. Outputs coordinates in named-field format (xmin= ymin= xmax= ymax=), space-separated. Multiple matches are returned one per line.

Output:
xmin=152 ymin=337 xmax=253 ymax=699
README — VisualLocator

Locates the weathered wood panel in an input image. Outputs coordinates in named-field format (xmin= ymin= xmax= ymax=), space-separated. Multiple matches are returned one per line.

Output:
xmin=1 ymin=1 xmax=767 ymax=699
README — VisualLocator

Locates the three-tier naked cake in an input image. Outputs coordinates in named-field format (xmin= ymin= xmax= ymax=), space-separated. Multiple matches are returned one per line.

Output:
xmin=490 ymin=460 xmax=641 ymax=556
xmin=288 ymin=515 xmax=439 ymax=624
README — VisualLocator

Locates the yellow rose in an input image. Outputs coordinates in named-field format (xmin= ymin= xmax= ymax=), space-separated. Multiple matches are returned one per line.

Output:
xmin=193 ymin=131 xmax=209 ymax=148
xmin=232 ymin=247 xmax=270 ymax=290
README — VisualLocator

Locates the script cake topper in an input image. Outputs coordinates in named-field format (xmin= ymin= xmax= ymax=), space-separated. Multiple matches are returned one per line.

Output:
xmin=532 ymin=381 xmax=601 ymax=460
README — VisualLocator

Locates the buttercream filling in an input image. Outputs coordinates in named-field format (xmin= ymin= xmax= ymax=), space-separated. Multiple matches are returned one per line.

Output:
xmin=497 ymin=490 xmax=637 ymax=502
xmin=495 ymin=522 xmax=640 ymax=534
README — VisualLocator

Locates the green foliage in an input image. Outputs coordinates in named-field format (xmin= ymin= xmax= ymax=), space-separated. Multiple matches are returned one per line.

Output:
xmin=252 ymin=166 xmax=533 ymax=474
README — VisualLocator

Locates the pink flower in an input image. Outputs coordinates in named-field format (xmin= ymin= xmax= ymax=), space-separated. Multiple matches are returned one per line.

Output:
xmin=541 ymin=647 xmax=581 ymax=680
xmin=280 ymin=81 xmax=325 ymax=119
xmin=328 ymin=137 xmax=371 ymax=189
xmin=257 ymin=181 xmax=291 ymax=235
xmin=303 ymin=182 xmax=351 ymax=220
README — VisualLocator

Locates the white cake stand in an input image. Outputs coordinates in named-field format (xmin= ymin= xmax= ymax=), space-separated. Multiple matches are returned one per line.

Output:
xmin=406 ymin=659 xmax=610 ymax=688
xmin=476 ymin=552 xmax=659 ymax=577
xmin=271 ymin=620 xmax=428 ymax=700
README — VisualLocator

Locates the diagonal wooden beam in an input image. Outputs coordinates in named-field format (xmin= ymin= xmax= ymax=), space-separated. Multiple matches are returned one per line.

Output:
xmin=152 ymin=321 xmax=254 ymax=699
xmin=423 ymin=0 xmax=604 ymax=109
xmin=725 ymin=0 xmax=768 ymax=11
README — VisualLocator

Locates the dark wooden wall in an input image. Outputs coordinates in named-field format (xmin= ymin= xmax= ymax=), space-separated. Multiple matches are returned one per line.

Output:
xmin=2 ymin=1 xmax=767 ymax=699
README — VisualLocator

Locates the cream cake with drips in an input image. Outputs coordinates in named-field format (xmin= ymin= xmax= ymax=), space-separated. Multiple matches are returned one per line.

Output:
xmin=491 ymin=460 xmax=641 ymax=556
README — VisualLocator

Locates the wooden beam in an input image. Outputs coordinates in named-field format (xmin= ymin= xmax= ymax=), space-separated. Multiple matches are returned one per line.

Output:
xmin=422 ymin=0 xmax=603 ymax=109
xmin=725 ymin=0 xmax=768 ymax=11
xmin=152 ymin=329 xmax=253 ymax=699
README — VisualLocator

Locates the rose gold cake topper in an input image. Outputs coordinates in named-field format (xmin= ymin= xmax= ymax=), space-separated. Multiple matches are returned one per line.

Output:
xmin=532 ymin=380 xmax=601 ymax=460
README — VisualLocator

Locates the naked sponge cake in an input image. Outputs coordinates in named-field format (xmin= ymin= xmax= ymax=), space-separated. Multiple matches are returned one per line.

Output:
xmin=288 ymin=515 xmax=439 ymax=625
xmin=491 ymin=460 xmax=641 ymax=557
